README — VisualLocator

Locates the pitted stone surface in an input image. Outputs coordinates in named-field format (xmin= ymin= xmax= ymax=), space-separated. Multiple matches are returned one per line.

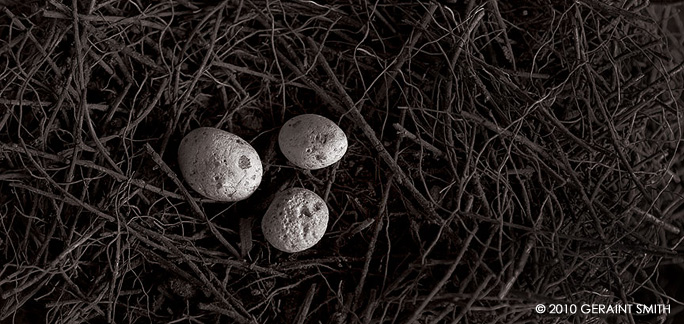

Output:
xmin=261 ymin=188 xmax=329 ymax=253
xmin=278 ymin=114 xmax=347 ymax=170
xmin=178 ymin=127 xmax=262 ymax=201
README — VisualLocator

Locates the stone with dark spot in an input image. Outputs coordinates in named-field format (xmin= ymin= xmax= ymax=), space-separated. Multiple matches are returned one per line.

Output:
xmin=178 ymin=127 xmax=263 ymax=201
xmin=262 ymin=188 xmax=329 ymax=253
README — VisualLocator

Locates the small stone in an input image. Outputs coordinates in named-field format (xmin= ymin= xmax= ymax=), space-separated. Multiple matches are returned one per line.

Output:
xmin=278 ymin=114 xmax=348 ymax=170
xmin=261 ymin=188 xmax=329 ymax=253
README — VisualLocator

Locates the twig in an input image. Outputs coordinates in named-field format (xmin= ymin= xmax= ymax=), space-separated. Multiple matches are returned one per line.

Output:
xmin=450 ymin=274 xmax=494 ymax=324
xmin=459 ymin=110 xmax=545 ymax=156
xmin=163 ymin=1 xmax=230 ymax=157
xmin=498 ymin=196 xmax=547 ymax=299
xmin=143 ymin=143 xmax=241 ymax=258
xmin=631 ymin=207 xmax=681 ymax=235
xmin=0 ymin=208 xmax=106 ymax=304
xmin=498 ymin=235 xmax=535 ymax=299
xmin=403 ymin=225 xmax=478 ymax=324
xmin=294 ymin=283 xmax=318 ymax=324
xmin=450 ymin=6 xmax=485 ymax=70
xmin=84 ymin=104 xmax=123 ymax=174
xmin=198 ymin=303 xmax=252 ymax=324
xmin=214 ymin=61 xmax=308 ymax=88
xmin=305 ymin=38 xmax=443 ymax=225
xmin=8 ymin=183 xmax=115 ymax=222
xmin=487 ymin=0 xmax=516 ymax=70
xmin=392 ymin=123 xmax=445 ymax=158
xmin=43 ymin=10 xmax=170 ymax=30
xmin=374 ymin=3 xmax=439 ymax=105
xmin=131 ymin=219 xmax=255 ymax=323
xmin=0 ymin=143 xmax=192 ymax=201
xmin=349 ymin=175 xmax=393 ymax=318
xmin=0 ymin=98 xmax=110 ymax=111
xmin=126 ymin=77 xmax=171 ymax=131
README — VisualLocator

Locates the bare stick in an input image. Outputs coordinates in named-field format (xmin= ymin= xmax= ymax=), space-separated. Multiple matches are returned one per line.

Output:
xmin=392 ymin=123 xmax=445 ymax=158
xmin=631 ymin=207 xmax=681 ymax=235
xmin=498 ymin=235 xmax=535 ymax=299
xmin=294 ymin=283 xmax=318 ymax=324
xmin=403 ymin=225 xmax=478 ymax=324
xmin=127 ymin=77 xmax=170 ymax=131
xmin=1 ymin=143 xmax=191 ymax=200
xmin=351 ymin=176 xmax=393 ymax=313
xmin=374 ymin=3 xmax=439 ymax=105
xmin=143 ymin=143 xmax=241 ymax=258
xmin=43 ymin=10 xmax=169 ymax=30
xmin=199 ymin=303 xmax=253 ymax=324
xmin=0 ymin=98 xmax=110 ymax=111
xmin=450 ymin=6 xmax=485 ymax=70
xmin=450 ymin=274 xmax=494 ymax=324
xmin=84 ymin=104 xmax=124 ymax=174
xmin=305 ymin=39 xmax=442 ymax=225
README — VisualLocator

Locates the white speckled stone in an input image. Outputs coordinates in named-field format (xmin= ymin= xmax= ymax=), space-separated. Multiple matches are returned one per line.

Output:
xmin=262 ymin=188 xmax=329 ymax=253
xmin=177 ymin=127 xmax=262 ymax=201
xmin=278 ymin=114 xmax=347 ymax=170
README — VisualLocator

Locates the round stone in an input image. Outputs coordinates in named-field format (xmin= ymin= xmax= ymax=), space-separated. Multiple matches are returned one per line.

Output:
xmin=261 ymin=188 xmax=329 ymax=253
xmin=278 ymin=114 xmax=348 ymax=170
xmin=177 ymin=127 xmax=262 ymax=201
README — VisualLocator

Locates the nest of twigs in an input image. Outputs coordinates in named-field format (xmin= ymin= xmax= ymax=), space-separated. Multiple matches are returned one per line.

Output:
xmin=1 ymin=0 xmax=683 ymax=323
